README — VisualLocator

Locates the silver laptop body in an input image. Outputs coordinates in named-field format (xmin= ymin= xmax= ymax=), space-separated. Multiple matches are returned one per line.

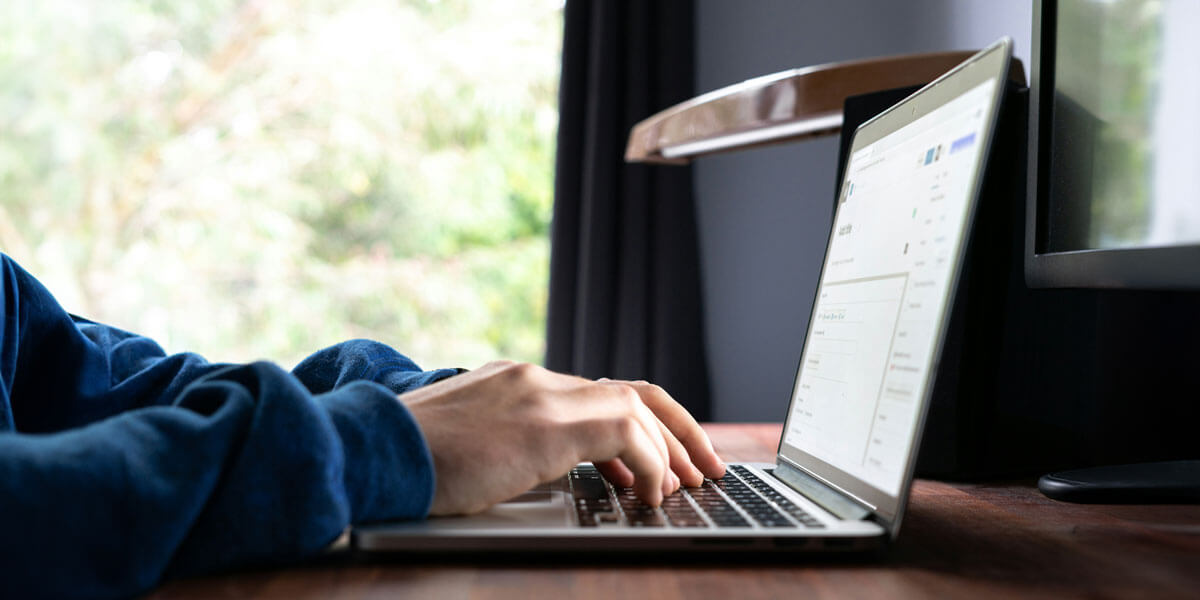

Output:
xmin=355 ymin=38 xmax=1013 ymax=554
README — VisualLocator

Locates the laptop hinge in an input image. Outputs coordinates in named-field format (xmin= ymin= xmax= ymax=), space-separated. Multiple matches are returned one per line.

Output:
xmin=772 ymin=460 xmax=872 ymax=521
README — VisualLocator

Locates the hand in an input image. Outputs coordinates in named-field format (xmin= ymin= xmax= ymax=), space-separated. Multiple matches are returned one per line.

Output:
xmin=402 ymin=361 xmax=726 ymax=515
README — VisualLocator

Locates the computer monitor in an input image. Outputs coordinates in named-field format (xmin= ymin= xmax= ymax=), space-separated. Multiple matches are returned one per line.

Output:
xmin=1027 ymin=0 xmax=1200 ymax=289
xmin=1028 ymin=0 xmax=1200 ymax=502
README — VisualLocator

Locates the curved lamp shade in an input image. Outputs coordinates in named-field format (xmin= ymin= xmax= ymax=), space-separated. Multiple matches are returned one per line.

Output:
xmin=625 ymin=50 xmax=1025 ymax=164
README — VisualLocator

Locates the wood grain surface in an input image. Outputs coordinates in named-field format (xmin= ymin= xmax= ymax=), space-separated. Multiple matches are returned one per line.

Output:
xmin=150 ymin=424 xmax=1200 ymax=599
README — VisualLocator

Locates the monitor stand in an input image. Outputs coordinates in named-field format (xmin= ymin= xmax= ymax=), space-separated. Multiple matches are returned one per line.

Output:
xmin=1038 ymin=460 xmax=1200 ymax=503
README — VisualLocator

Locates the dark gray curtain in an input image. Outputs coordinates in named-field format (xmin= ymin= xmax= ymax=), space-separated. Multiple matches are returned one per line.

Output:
xmin=545 ymin=0 xmax=711 ymax=420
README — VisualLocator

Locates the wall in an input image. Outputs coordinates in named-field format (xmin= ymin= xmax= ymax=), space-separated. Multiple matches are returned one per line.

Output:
xmin=693 ymin=0 xmax=1033 ymax=421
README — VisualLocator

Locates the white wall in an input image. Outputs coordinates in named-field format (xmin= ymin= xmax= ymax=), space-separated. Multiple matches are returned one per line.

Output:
xmin=694 ymin=0 xmax=1032 ymax=421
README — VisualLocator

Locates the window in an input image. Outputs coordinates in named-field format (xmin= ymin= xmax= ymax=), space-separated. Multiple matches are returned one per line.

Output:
xmin=0 ymin=0 xmax=562 ymax=368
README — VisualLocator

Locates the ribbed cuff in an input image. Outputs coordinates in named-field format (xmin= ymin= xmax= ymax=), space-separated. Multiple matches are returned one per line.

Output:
xmin=316 ymin=381 xmax=435 ymax=523
xmin=376 ymin=366 xmax=465 ymax=395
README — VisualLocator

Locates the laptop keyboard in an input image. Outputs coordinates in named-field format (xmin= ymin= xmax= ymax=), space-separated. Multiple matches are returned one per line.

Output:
xmin=569 ymin=464 xmax=825 ymax=529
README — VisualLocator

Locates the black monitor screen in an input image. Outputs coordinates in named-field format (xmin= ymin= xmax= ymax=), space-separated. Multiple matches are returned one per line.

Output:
xmin=1044 ymin=0 xmax=1200 ymax=253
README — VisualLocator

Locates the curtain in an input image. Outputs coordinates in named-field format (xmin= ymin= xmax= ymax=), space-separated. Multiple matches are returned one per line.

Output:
xmin=545 ymin=0 xmax=711 ymax=420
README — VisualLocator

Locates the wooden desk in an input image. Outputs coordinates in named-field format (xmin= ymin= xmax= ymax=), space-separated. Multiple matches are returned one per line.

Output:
xmin=151 ymin=424 xmax=1200 ymax=599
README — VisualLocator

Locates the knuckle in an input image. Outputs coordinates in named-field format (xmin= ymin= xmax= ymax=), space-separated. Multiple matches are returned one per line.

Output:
xmin=613 ymin=415 xmax=639 ymax=440
xmin=493 ymin=361 xmax=540 ymax=386
xmin=613 ymin=384 xmax=641 ymax=409
xmin=509 ymin=361 xmax=541 ymax=381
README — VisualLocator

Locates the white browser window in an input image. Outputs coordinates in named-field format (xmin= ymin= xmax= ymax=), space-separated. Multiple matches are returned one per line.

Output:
xmin=782 ymin=79 xmax=997 ymax=497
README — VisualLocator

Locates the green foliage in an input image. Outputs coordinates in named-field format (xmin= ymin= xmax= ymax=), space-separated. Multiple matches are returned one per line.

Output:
xmin=1058 ymin=0 xmax=1161 ymax=246
xmin=0 ymin=0 xmax=561 ymax=368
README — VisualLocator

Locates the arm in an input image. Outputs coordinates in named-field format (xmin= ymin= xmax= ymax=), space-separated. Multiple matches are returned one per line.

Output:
xmin=290 ymin=337 xmax=460 ymax=396
xmin=0 ymin=252 xmax=725 ymax=596
xmin=0 ymin=255 xmax=445 ymax=599
xmin=1 ymin=363 xmax=437 ymax=599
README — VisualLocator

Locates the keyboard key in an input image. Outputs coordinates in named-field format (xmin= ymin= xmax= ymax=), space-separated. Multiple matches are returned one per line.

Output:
xmin=731 ymin=466 xmax=825 ymax=529
xmin=712 ymin=515 xmax=751 ymax=527
xmin=569 ymin=467 xmax=610 ymax=500
xmin=567 ymin=464 xmax=822 ymax=530
xmin=628 ymin=512 xmax=666 ymax=527
xmin=686 ymin=480 xmax=750 ymax=527
xmin=661 ymin=494 xmax=706 ymax=527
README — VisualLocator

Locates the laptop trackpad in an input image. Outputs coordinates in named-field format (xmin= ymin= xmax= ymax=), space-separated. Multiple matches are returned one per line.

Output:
xmin=425 ymin=485 xmax=573 ymax=529
xmin=500 ymin=489 xmax=555 ymax=504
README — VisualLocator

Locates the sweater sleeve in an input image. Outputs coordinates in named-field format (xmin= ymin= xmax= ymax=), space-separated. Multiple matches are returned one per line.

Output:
xmin=0 ymin=254 xmax=450 ymax=599
xmin=290 ymin=337 xmax=462 ymax=396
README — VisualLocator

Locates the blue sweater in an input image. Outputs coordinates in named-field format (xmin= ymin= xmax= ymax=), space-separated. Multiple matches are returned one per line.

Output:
xmin=0 ymin=254 xmax=458 ymax=599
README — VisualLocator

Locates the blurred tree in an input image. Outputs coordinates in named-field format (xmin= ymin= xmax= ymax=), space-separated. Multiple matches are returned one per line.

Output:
xmin=1058 ymin=0 xmax=1161 ymax=247
xmin=0 ymin=0 xmax=561 ymax=368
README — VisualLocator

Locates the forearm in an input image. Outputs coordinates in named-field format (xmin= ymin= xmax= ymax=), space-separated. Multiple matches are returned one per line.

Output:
xmin=291 ymin=338 xmax=461 ymax=395
xmin=0 ymin=362 xmax=435 ymax=600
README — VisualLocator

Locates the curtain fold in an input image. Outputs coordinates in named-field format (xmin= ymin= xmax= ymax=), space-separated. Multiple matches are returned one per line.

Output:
xmin=546 ymin=0 xmax=711 ymax=420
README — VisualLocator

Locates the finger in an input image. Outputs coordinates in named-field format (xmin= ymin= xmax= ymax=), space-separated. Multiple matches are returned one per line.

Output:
xmin=605 ymin=383 xmax=675 ymax=497
xmin=624 ymin=381 xmax=725 ymax=479
xmin=597 ymin=458 xmax=676 ymax=495
xmin=633 ymin=399 xmax=676 ymax=496
xmin=607 ymin=417 xmax=665 ymax=506
xmin=594 ymin=458 xmax=634 ymax=488
xmin=658 ymin=419 xmax=704 ymax=487
xmin=573 ymin=382 xmax=671 ymax=504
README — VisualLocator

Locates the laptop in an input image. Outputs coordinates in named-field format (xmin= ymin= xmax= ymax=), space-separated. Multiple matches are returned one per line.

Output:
xmin=354 ymin=37 xmax=1013 ymax=554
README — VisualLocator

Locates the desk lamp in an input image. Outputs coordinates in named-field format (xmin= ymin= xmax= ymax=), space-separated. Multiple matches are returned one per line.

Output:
xmin=624 ymin=51 xmax=979 ymax=164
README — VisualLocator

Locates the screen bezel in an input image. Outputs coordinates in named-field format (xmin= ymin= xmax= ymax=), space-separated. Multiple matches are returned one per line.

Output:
xmin=1025 ymin=0 xmax=1200 ymax=290
xmin=776 ymin=38 xmax=1012 ymax=536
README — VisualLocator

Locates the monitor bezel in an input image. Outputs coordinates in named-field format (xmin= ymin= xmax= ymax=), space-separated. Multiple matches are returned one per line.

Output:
xmin=1025 ymin=0 xmax=1200 ymax=290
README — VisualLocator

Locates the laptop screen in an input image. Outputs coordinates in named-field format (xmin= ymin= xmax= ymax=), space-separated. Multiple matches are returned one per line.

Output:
xmin=778 ymin=42 xmax=1009 ymax=519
